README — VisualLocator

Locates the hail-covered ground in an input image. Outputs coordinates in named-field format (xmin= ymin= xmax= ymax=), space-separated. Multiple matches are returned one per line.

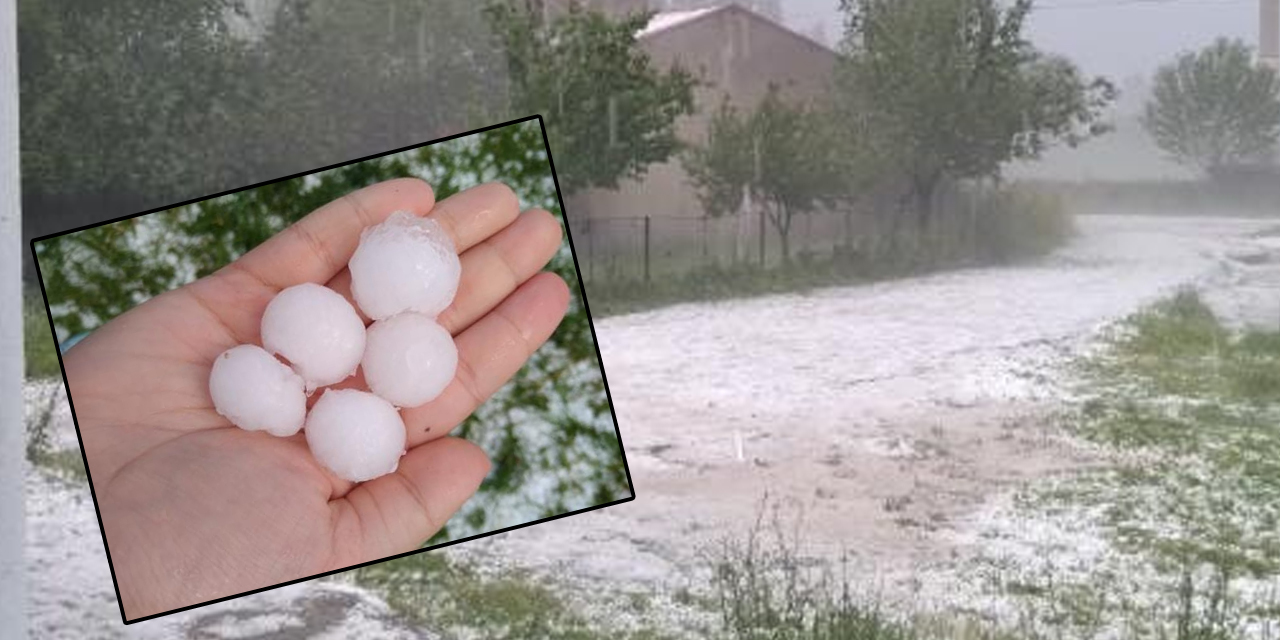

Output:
xmin=24 ymin=214 xmax=1280 ymax=638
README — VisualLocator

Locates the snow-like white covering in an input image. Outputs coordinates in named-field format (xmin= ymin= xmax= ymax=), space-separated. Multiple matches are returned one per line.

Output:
xmin=453 ymin=214 xmax=1280 ymax=626
xmin=636 ymin=6 xmax=721 ymax=39
xmin=24 ymin=214 xmax=1280 ymax=636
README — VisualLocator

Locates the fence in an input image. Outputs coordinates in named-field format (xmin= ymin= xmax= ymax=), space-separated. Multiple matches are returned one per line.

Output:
xmin=568 ymin=209 xmax=854 ymax=284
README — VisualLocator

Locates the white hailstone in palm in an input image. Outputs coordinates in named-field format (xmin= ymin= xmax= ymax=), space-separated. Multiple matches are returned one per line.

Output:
xmin=362 ymin=312 xmax=458 ymax=408
xmin=209 ymin=344 xmax=307 ymax=437
xmin=305 ymin=389 xmax=407 ymax=482
xmin=348 ymin=211 xmax=461 ymax=321
xmin=261 ymin=282 xmax=366 ymax=392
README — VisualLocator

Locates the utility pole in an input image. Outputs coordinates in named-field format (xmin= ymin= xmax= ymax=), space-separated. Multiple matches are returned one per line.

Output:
xmin=1262 ymin=0 xmax=1280 ymax=70
xmin=0 ymin=0 xmax=26 ymax=635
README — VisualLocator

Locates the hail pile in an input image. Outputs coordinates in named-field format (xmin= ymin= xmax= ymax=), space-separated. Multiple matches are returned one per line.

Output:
xmin=207 ymin=211 xmax=461 ymax=482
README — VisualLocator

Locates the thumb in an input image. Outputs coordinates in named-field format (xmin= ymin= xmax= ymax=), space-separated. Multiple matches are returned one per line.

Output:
xmin=337 ymin=436 xmax=491 ymax=561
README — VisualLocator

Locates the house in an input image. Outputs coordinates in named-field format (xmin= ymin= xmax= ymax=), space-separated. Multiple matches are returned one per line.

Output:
xmin=558 ymin=2 xmax=842 ymax=272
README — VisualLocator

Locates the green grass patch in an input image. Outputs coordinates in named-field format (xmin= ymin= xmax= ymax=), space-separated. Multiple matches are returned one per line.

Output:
xmin=584 ymin=184 xmax=1073 ymax=319
xmin=25 ymin=287 xmax=61 ymax=380
xmin=992 ymin=289 xmax=1280 ymax=635
xmin=352 ymin=552 xmax=683 ymax=640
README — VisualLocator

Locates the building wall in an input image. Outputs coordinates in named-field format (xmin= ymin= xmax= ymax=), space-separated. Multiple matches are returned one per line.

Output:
xmin=565 ymin=5 xmax=837 ymax=239
xmin=1262 ymin=0 xmax=1280 ymax=70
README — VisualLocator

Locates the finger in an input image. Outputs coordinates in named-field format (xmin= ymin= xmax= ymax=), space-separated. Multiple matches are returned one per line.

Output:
xmin=438 ymin=209 xmax=564 ymax=335
xmin=326 ymin=208 xmax=563 ymax=334
xmin=224 ymin=178 xmax=436 ymax=290
xmin=191 ymin=181 xmax=521 ymax=345
xmin=337 ymin=437 xmax=491 ymax=560
xmin=402 ymin=272 xmax=571 ymax=448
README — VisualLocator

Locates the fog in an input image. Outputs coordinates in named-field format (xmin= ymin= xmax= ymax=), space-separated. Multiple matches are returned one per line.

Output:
xmin=782 ymin=0 xmax=1257 ymax=88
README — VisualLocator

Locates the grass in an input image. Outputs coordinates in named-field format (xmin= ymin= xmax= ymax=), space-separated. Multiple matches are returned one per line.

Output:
xmin=25 ymin=286 xmax=61 ymax=380
xmin=976 ymin=290 xmax=1280 ymax=638
xmin=586 ymin=183 xmax=1074 ymax=318
xmin=351 ymin=551 xmax=687 ymax=640
xmin=24 ymin=382 xmax=87 ymax=483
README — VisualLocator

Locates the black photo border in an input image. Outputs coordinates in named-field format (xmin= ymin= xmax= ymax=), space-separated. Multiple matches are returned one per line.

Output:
xmin=27 ymin=113 xmax=635 ymax=626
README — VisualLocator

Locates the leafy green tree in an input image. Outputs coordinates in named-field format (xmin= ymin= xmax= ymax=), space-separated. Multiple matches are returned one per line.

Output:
xmin=835 ymin=0 xmax=1114 ymax=229
xmin=252 ymin=0 xmax=508 ymax=171
xmin=686 ymin=86 xmax=847 ymax=264
xmin=1143 ymin=37 xmax=1280 ymax=179
xmin=34 ymin=121 xmax=626 ymax=538
xmin=484 ymin=1 xmax=697 ymax=194
xmin=19 ymin=0 xmax=255 ymax=202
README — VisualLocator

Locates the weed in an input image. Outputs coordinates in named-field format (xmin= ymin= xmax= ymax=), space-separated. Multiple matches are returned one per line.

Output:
xmin=24 ymin=287 xmax=61 ymax=380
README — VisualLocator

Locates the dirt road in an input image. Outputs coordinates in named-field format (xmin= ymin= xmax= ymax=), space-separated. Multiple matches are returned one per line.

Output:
xmin=25 ymin=214 xmax=1278 ymax=637
xmin=458 ymin=214 xmax=1278 ymax=608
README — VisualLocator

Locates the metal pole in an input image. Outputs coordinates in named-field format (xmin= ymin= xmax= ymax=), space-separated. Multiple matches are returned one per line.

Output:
xmin=0 ymin=0 xmax=27 ymax=634
xmin=701 ymin=216 xmax=708 ymax=266
xmin=643 ymin=215 xmax=651 ymax=284
xmin=753 ymin=134 xmax=764 ymax=268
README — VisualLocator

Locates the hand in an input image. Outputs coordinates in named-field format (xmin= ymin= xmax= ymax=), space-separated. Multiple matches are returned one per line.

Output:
xmin=62 ymin=179 xmax=570 ymax=619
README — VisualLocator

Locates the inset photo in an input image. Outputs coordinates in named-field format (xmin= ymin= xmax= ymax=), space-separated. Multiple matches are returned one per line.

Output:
xmin=28 ymin=115 xmax=631 ymax=624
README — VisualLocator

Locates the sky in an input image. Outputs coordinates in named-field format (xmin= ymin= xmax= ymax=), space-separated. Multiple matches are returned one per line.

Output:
xmin=781 ymin=0 xmax=1259 ymax=102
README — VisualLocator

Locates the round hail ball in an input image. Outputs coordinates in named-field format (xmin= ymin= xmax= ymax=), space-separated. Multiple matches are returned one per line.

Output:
xmin=305 ymin=389 xmax=407 ymax=483
xmin=208 ymin=344 xmax=307 ymax=437
xmin=362 ymin=312 xmax=458 ymax=408
xmin=348 ymin=211 xmax=461 ymax=321
xmin=260 ymin=282 xmax=366 ymax=392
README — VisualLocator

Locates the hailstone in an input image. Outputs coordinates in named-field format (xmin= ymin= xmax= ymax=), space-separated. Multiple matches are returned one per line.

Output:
xmin=348 ymin=211 xmax=461 ymax=321
xmin=305 ymin=389 xmax=407 ymax=482
xmin=362 ymin=312 xmax=458 ymax=408
xmin=261 ymin=282 xmax=366 ymax=392
xmin=209 ymin=344 xmax=307 ymax=437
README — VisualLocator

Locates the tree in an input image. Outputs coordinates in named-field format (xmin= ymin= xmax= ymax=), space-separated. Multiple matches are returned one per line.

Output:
xmin=1143 ymin=37 xmax=1280 ymax=179
xmin=251 ymin=0 xmax=508 ymax=173
xmin=686 ymin=86 xmax=846 ymax=264
xmin=19 ymin=0 xmax=512 ymax=279
xmin=19 ymin=0 xmax=254 ymax=202
xmin=835 ymin=0 xmax=1114 ymax=229
xmin=484 ymin=1 xmax=697 ymax=194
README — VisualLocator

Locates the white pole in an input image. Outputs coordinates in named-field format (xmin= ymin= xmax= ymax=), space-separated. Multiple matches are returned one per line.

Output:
xmin=0 ymin=0 xmax=26 ymax=635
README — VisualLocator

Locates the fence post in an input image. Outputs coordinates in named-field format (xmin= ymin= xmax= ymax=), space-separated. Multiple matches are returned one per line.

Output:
xmin=586 ymin=219 xmax=593 ymax=284
xmin=701 ymin=216 xmax=708 ymax=267
xmin=759 ymin=204 xmax=766 ymax=268
xmin=643 ymin=215 xmax=651 ymax=284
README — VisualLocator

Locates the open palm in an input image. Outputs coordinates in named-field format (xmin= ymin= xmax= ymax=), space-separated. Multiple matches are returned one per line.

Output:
xmin=61 ymin=180 xmax=570 ymax=620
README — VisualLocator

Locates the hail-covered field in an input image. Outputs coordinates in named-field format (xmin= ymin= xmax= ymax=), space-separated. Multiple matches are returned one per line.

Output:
xmin=25 ymin=214 xmax=1280 ymax=638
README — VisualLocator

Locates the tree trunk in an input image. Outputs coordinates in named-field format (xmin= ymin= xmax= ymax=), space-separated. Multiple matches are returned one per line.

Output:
xmin=1 ymin=0 xmax=27 ymax=635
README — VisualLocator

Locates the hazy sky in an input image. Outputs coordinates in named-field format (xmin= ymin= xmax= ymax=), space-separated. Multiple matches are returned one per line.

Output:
xmin=780 ymin=0 xmax=1259 ymax=86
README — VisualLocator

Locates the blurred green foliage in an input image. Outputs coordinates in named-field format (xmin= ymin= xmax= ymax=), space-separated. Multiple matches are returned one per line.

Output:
xmin=24 ymin=288 xmax=61 ymax=380
xmin=484 ymin=1 xmax=697 ymax=194
xmin=34 ymin=120 xmax=628 ymax=540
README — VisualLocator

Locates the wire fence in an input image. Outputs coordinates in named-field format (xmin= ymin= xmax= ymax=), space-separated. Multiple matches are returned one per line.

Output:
xmin=568 ymin=209 xmax=854 ymax=284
